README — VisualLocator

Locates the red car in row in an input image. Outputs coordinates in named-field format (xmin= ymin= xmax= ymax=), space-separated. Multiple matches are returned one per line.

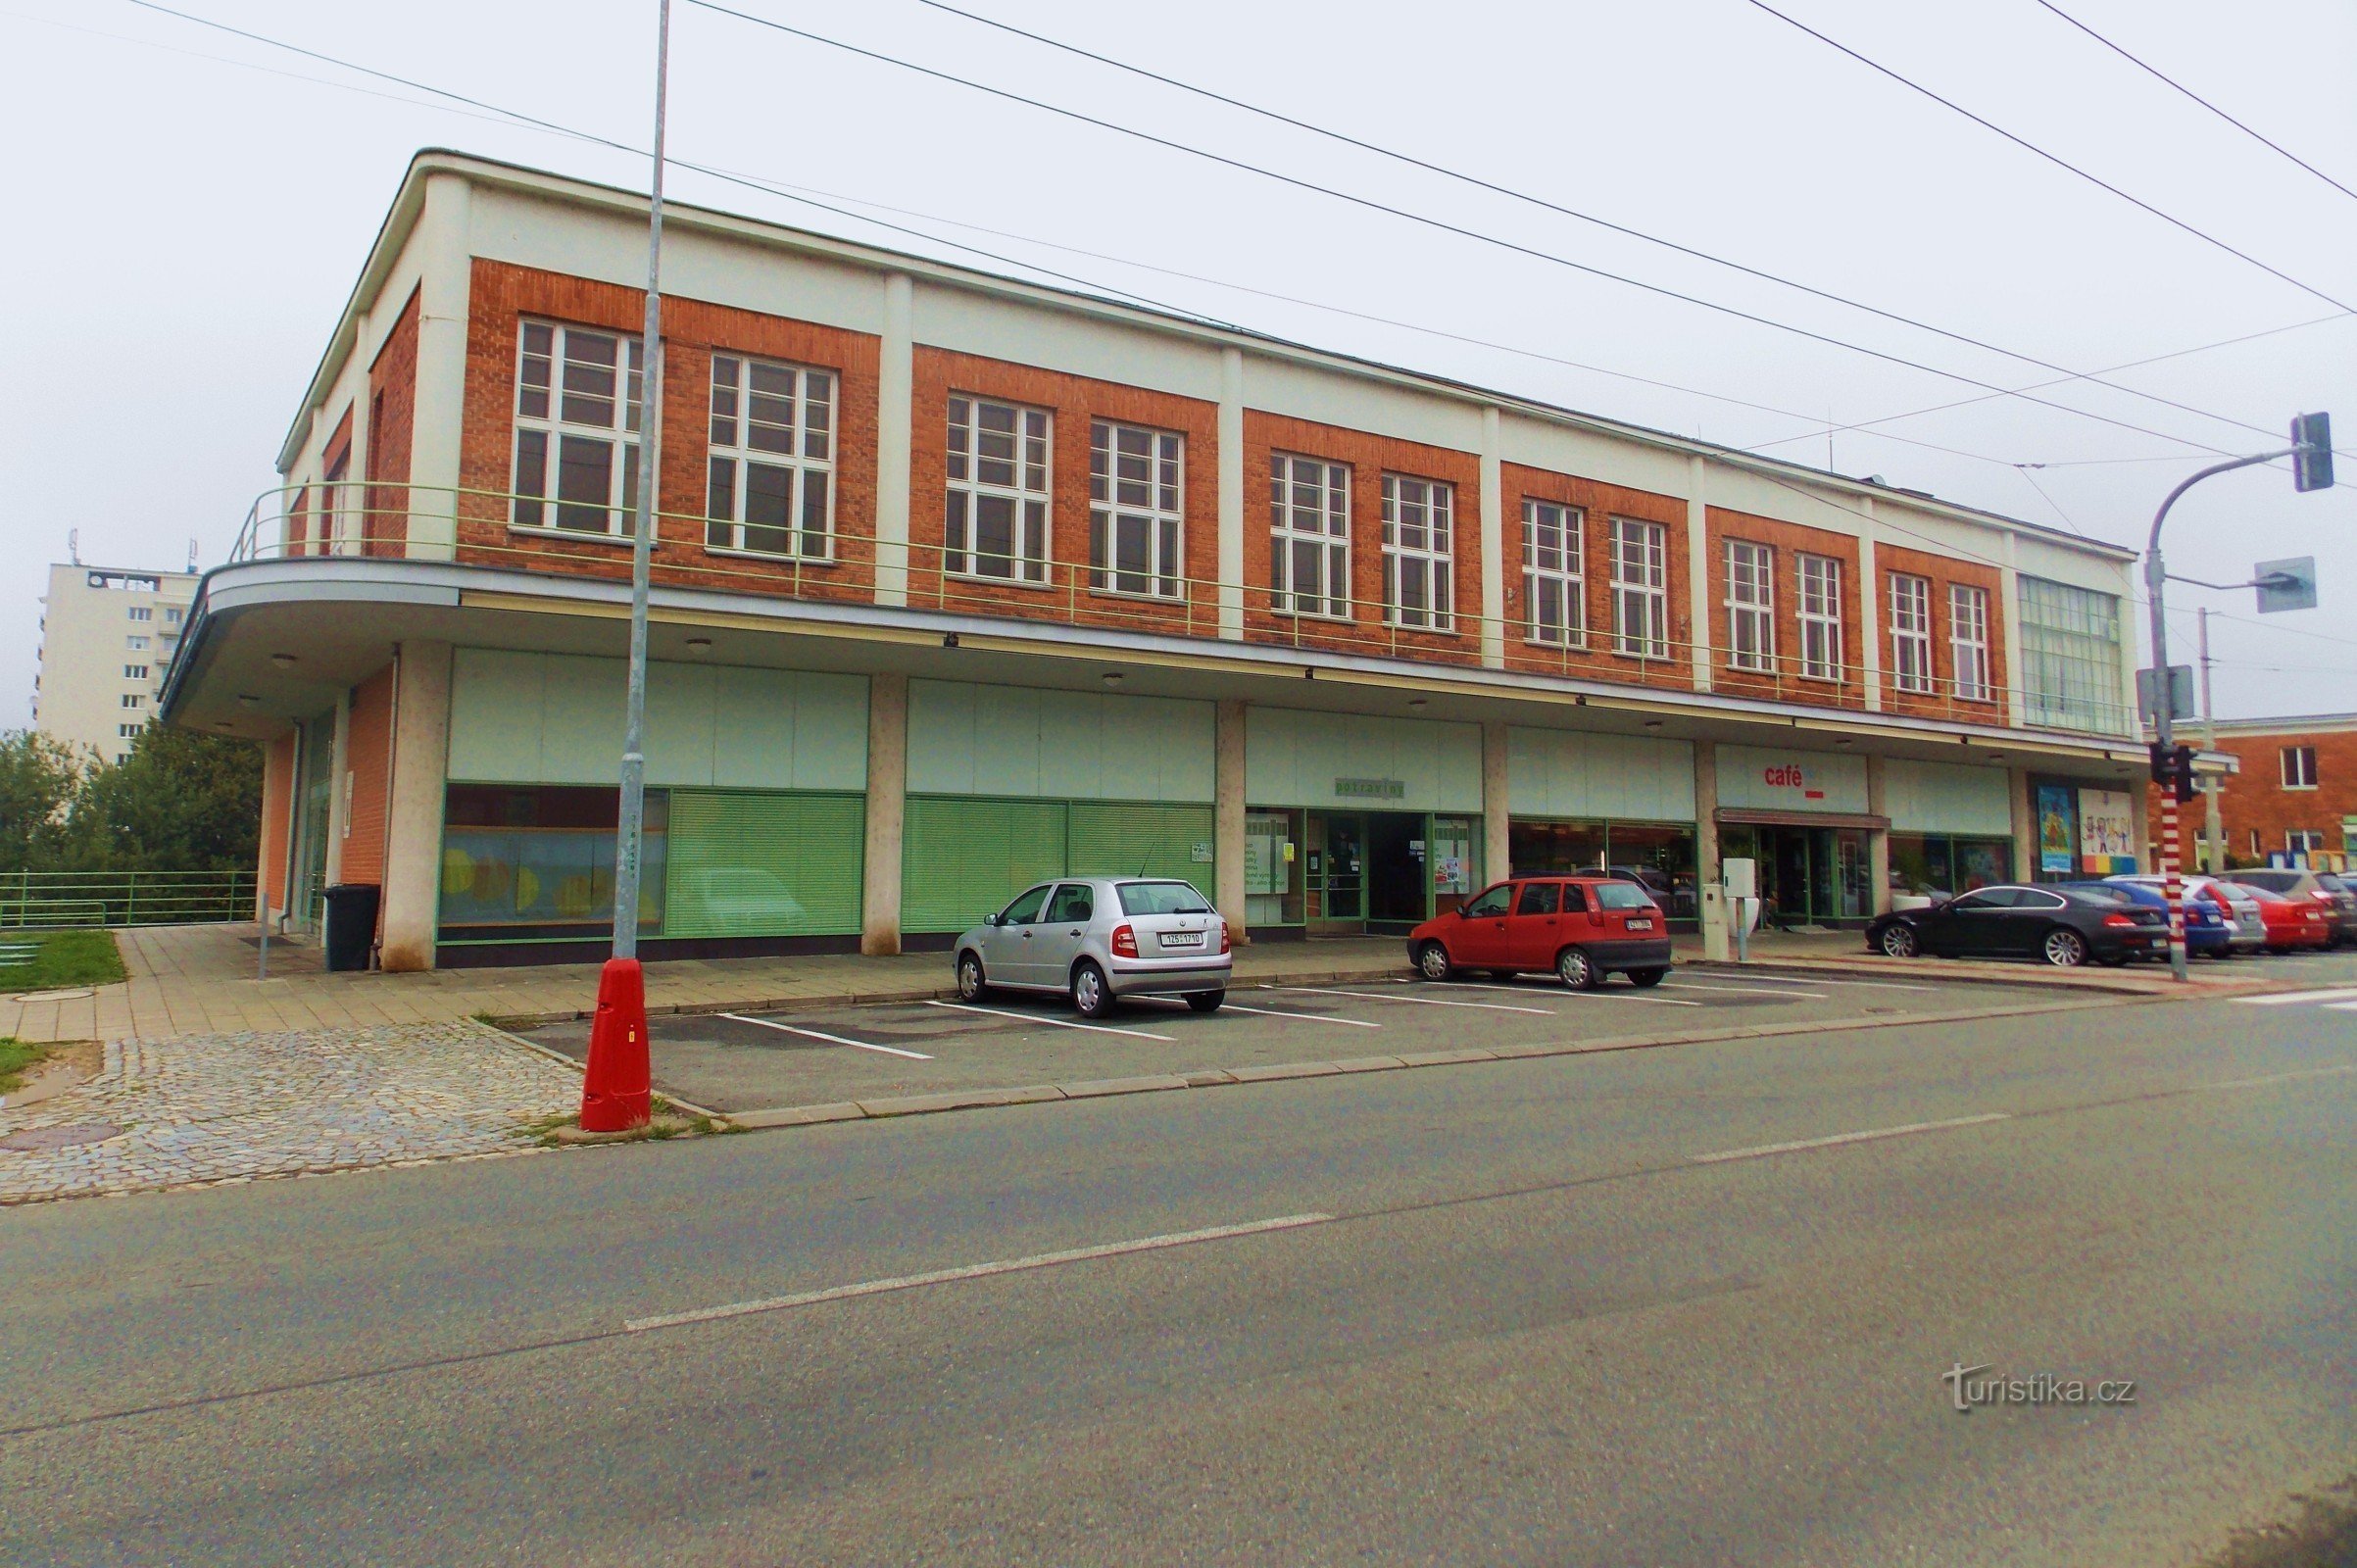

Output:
xmin=1408 ymin=875 xmax=1673 ymax=989
xmin=2243 ymin=884 xmax=2334 ymax=951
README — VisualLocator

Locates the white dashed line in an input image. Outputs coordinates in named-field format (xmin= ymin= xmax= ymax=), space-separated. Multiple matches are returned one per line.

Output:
xmin=2234 ymin=989 xmax=2357 ymax=1006
xmin=1264 ymin=986 xmax=1552 ymax=1016
xmin=1662 ymin=981 xmax=1829 ymax=999
xmin=1692 ymin=1112 xmax=2010 ymax=1165
xmin=720 ymin=1013 xmax=934 ymax=1060
xmin=2197 ymin=1064 xmax=2357 ymax=1092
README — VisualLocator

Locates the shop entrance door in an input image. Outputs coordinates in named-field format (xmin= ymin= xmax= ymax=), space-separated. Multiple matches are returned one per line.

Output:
xmin=1306 ymin=812 xmax=1365 ymax=934
xmin=1365 ymin=811 xmax=1429 ymax=929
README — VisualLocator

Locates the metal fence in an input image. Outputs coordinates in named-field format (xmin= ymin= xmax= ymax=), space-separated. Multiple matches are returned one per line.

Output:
xmin=0 ymin=870 xmax=257 ymax=929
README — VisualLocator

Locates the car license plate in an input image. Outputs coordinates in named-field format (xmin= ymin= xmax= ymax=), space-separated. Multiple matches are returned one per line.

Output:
xmin=1627 ymin=918 xmax=1654 ymax=932
xmin=1161 ymin=932 xmax=1203 ymax=949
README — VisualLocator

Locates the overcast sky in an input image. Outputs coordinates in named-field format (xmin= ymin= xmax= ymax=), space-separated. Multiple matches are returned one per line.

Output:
xmin=4 ymin=0 xmax=2353 ymax=723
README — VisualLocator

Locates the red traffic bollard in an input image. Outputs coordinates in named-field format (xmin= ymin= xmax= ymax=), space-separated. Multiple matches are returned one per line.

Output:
xmin=580 ymin=956 xmax=652 ymax=1132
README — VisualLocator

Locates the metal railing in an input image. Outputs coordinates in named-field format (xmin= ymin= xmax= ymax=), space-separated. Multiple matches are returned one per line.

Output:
xmin=221 ymin=483 xmax=2140 ymax=739
xmin=0 ymin=870 xmax=258 ymax=929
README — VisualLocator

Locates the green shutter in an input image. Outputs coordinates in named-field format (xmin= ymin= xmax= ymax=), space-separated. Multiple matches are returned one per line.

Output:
xmin=904 ymin=797 xmax=1068 ymax=933
xmin=663 ymin=789 xmax=865 ymax=938
xmin=1066 ymin=802 xmax=1216 ymax=892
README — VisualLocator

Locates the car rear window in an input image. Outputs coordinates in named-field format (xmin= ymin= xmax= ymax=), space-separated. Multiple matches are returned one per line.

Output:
xmin=1116 ymin=880 xmax=1212 ymax=916
xmin=2319 ymin=874 xmax=2351 ymax=894
xmin=2234 ymin=871 xmax=2297 ymax=892
xmin=1593 ymin=882 xmax=1654 ymax=911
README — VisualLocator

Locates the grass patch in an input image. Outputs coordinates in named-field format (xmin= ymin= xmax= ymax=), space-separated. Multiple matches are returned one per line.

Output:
xmin=0 ymin=929 xmax=127 ymax=993
xmin=0 ymin=1037 xmax=53 ymax=1095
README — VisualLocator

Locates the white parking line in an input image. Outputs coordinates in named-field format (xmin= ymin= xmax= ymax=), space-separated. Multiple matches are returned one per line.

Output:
xmin=923 ymin=1000 xmax=1176 ymax=1042
xmin=1220 ymin=1003 xmax=1382 ymax=1028
xmin=1662 ymin=981 xmax=1829 ymax=999
xmin=1701 ymin=972 xmax=1937 ymax=993
xmin=1692 ymin=1112 xmax=2010 ymax=1165
xmin=2234 ymin=988 xmax=2357 ymax=1005
xmin=1264 ymin=985 xmax=1553 ymax=1016
xmin=720 ymin=1013 xmax=933 ymax=1060
xmin=624 ymin=1212 xmax=1336 ymax=1334
xmin=2197 ymin=1063 xmax=2357 ymax=1092
xmin=1424 ymin=981 xmax=1700 ymax=1008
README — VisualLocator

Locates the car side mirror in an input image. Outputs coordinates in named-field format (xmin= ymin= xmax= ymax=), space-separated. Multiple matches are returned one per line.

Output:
xmin=983 ymin=912 xmax=1002 ymax=927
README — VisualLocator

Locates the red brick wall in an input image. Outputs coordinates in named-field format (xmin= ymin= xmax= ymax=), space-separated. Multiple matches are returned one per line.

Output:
xmin=340 ymin=665 xmax=395 ymax=905
xmin=1704 ymin=507 xmax=1866 ymax=710
xmin=1498 ymin=463 xmax=1690 ymax=691
xmin=458 ymin=259 xmax=881 ymax=605
xmin=365 ymin=286 xmax=420 ymax=558
xmin=910 ymin=348 xmax=1223 ymax=640
xmin=2148 ymin=726 xmax=2357 ymax=868
xmin=1876 ymin=541 xmax=2007 ymax=722
xmin=1243 ymin=411 xmax=1485 ymax=666
xmin=259 ymin=732 xmax=296 ymax=913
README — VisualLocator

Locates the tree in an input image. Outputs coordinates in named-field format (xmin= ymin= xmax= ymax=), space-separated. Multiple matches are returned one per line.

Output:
xmin=69 ymin=726 xmax=262 ymax=873
xmin=0 ymin=731 xmax=87 ymax=873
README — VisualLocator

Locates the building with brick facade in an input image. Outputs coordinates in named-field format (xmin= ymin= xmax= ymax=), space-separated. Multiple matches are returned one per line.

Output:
xmin=2150 ymin=713 xmax=2357 ymax=873
xmin=161 ymin=151 xmax=2155 ymax=968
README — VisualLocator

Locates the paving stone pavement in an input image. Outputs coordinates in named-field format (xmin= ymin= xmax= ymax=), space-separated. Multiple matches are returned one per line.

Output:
xmin=0 ymin=1021 xmax=582 ymax=1205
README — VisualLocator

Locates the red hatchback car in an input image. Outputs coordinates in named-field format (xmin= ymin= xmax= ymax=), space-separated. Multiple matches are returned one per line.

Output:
xmin=2243 ymin=884 xmax=2333 ymax=952
xmin=1408 ymin=875 xmax=1674 ymax=989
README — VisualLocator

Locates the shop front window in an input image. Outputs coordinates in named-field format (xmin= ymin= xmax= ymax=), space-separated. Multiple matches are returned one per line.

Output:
xmin=439 ymin=785 xmax=666 ymax=941
xmin=1245 ymin=808 xmax=1305 ymax=927
xmin=1511 ymin=818 xmax=1606 ymax=876
xmin=1891 ymin=832 xmax=2013 ymax=900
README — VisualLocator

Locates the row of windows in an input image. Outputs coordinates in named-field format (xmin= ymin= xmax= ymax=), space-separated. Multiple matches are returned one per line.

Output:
xmin=123 ymin=605 xmax=181 ymax=624
xmin=1720 ymin=540 xmax=1991 ymax=698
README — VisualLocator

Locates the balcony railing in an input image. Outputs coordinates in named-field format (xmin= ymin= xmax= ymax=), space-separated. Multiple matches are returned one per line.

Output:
xmin=219 ymin=485 xmax=2140 ymax=739
xmin=0 ymin=870 xmax=258 ymax=929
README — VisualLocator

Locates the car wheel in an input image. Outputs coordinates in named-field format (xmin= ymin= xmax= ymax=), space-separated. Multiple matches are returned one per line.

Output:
xmin=1415 ymin=942 xmax=1453 ymax=982
xmin=2042 ymin=927 xmax=2088 ymax=967
xmin=1072 ymin=960 xmax=1114 ymax=1017
xmin=1878 ymin=923 xmax=1918 ymax=959
xmin=1186 ymin=990 xmax=1224 ymax=1013
xmin=1556 ymin=947 xmax=1598 ymax=991
xmin=956 ymin=951 xmax=989 ymax=1001
xmin=1627 ymin=967 xmax=1667 ymax=988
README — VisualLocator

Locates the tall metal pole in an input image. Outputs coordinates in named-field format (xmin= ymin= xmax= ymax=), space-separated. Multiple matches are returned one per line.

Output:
xmin=2197 ymin=607 xmax=2222 ymax=874
xmin=613 ymin=0 xmax=671 ymax=961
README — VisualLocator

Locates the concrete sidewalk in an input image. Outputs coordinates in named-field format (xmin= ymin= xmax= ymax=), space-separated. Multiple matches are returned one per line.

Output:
xmin=0 ymin=921 xmax=2278 ymax=1048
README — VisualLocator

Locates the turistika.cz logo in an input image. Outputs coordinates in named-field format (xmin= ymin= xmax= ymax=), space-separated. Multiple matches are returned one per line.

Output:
xmin=1941 ymin=1362 xmax=2137 ymax=1412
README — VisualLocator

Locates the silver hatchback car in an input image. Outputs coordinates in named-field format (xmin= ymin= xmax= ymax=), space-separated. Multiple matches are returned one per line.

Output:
xmin=955 ymin=876 xmax=1232 ymax=1017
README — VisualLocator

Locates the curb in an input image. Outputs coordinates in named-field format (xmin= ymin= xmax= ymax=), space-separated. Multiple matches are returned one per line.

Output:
xmin=462 ymin=1017 xmax=730 ymax=1124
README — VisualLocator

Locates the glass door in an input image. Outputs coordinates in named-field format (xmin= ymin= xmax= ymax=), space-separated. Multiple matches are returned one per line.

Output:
xmin=1311 ymin=813 xmax=1366 ymax=931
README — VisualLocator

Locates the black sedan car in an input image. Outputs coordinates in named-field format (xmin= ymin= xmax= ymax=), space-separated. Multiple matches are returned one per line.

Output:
xmin=1865 ymin=883 xmax=2168 ymax=967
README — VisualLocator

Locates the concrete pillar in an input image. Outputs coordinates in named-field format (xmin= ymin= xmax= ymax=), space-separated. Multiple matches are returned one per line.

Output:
xmin=1686 ymin=456 xmax=1712 ymax=692
xmin=1481 ymin=720 xmax=1510 ymax=881
xmin=1865 ymin=752 xmax=1891 ymax=916
xmin=2008 ymin=765 xmax=2037 ymax=881
xmin=1857 ymin=497 xmax=1883 ymax=712
xmin=1479 ymin=407 xmax=1505 ymax=669
xmin=406 ymin=172 xmax=471 ymax=562
xmin=1215 ymin=699 xmax=1248 ymax=935
xmin=861 ymin=673 xmax=909 ymax=955
xmin=322 ymin=691 xmax=352 ymax=893
xmin=379 ymin=641 xmax=453 ymax=972
xmin=875 ymin=273 xmax=914 ymax=608
xmin=1217 ymin=348 xmax=1246 ymax=641
xmin=1695 ymin=739 xmax=1728 ymax=960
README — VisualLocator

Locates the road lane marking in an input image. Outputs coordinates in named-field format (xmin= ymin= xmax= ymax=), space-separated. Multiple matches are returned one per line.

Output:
xmin=1424 ymin=981 xmax=1700 ymax=1008
xmin=2235 ymin=988 xmax=2357 ymax=1005
xmin=1220 ymin=1003 xmax=1382 ymax=1028
xmin=1663 ymin=981 xmax=1829 ymax=999
xmin=719 ymin=1013 xmax=934 ymax=1060
xmin=923 ymin=1000 xmax=1176 ymax=1041
xmin=1700 ymin=973 xmax=1937 ymax=993
xmin=1691 ymin=1112 xmax=2010 ymax=1165
xmin=2197 ymin=1063 xmax=2357 ymax=1092
xmin=624 ymin=1212 xmax=1336 ymax=1333
xmin=1265 ymin=985 xmax=1553 ymax=1015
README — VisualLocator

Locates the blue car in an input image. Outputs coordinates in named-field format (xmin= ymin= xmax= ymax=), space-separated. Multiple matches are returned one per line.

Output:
xmin=2057 ymin=881 xmax=2229 ymax=956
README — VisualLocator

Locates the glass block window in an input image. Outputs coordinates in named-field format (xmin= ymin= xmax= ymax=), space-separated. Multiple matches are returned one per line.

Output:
xmin=2019 ymin=575 xmax=2128 ymax=734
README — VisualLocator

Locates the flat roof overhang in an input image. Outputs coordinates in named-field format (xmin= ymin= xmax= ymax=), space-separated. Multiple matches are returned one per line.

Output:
xmin=162 ymin=558 xmax=2150 ymax=780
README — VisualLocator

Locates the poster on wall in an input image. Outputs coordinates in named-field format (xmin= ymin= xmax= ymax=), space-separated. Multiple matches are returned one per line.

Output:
xmin=2036 ymin=784 xmax=2077 ymax=875
xmin=2078 ymin=789 xmax=2136 ymax=874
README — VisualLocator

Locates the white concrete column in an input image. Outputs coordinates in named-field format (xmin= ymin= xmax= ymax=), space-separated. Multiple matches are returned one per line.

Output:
xmin=2008 ymin=765 xmax=2037 ymax=881
xmin=861 ymin=673 xmax=909 ymax=955
xmin=379 ymin=641 xmax=453 ymax=972
xmin=1857 ymin=496 xmax=1883 ymax=712
xmin=1687 ymin=455 xmax=1712 ymax=692
xmin=1481 ymin=720 xmax=1510 ymax=882
xmin=1479 ymin=407 xmax=1505 ymax=668
xmin=875 ymin=273 xmax=914 ymax=608
xmin=1215 ymin=699 xmax=1248 ymax=935
xmin=1865 ymin=752 xmax=1891 ymax=916
xmin=322 ymin=691 xmax=352 ymax=892
xmin=1695 ymin=739 xmax=1728 ymax=960
xmin=2000 ymin=532 xmax=2028 ymax=729
xmin=406 ymin=172 xmax=471 ymax=562
xmin=342 ymin=311 xmax=371 ymax=558
xmin=1217 ymin=348 xmax=1246 ymax=641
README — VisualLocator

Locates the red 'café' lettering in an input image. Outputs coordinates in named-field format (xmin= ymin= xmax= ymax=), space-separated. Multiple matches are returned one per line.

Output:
xmin=1763 ymin=763 xmax=1808 ymax=788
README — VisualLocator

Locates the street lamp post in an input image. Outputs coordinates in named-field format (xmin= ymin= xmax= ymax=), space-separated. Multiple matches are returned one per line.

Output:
xmin=581 ymin=0 xmax=671 ymax=1132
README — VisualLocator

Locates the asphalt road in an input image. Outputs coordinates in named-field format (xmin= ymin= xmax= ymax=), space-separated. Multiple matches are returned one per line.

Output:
xmin=6 ymin=966 xmax=2356 ymax=1566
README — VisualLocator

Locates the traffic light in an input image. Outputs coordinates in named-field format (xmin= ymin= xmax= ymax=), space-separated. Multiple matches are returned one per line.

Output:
xmin=2292 ymin=412 xmax=2333 ymax=493
xmin=2148 ymin=743 xmax=2198 ymax=804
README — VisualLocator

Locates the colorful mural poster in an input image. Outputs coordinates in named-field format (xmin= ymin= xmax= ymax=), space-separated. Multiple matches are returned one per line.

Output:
xmin=2077 ymin=788 xmax=2137 ymax=874
xmin=2037 ymin=784 xmax=2076 ymax=875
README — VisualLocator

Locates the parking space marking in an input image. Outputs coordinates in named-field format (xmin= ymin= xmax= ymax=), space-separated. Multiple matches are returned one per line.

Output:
xmin=1265 ymin=985 xmax=1554 ymax=1016
xmin=1663 ymin=981 xmax=1829 ymax=999
xmin=1423 ymin=980 xmax=1700 ymax=1008
xmin=720 ymin=1013 xmax=934 ymax=1060
xmin=923 ymin=1000 xmax=1176 ymax=1042
xmin=1703 ymin=973 xmax=1938 ymax=993
xmin=1220 ymin=1003 xmax=1382 ymax=1028
xmin=2198 ymin=1063 xmax=2357 ymax=1092
xmin=2234 ymin=988 xmax=2357 ymax=1006
xmin=1692 ymin=1112 xmax=2010 ymax=1165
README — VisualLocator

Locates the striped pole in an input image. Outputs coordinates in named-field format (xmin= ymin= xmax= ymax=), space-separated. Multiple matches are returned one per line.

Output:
xmin=2161 ymin=791 xmax=2186 ymax=978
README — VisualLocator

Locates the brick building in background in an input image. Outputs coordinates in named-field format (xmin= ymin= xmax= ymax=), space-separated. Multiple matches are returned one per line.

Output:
xmin=2151 ymin=713 xmax=2357 ymax=872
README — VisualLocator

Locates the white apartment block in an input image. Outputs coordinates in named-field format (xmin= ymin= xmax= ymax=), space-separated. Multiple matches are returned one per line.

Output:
xmin=35 ymin=564 xmax=200 ymax=763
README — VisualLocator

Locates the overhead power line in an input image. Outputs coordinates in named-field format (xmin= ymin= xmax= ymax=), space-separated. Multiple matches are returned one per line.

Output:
xmin=2030 ymin=0 xmax=2357 ymax=205
xmin=909 ymin=0 xmax=2324 ymax=456
xmin=1740 ymin=0 xmax=2355 ymax=313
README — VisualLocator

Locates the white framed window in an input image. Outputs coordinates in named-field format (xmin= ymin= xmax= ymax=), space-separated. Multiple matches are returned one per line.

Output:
xmin=121 ymin=694 xmax=142 ymax=710
xmin=1608 ymin=517 xmax=1668 ymax=659
xmin=2283 ymin=745 xmax=2319 ymax=790
xmin=118 ymin=722 xmax=141 ymax=738
xmin=1950 ymin=583 xmax=1992 ymax=702
xmin=164 ymin=608 xmax=182 ymax=625
xmin=1723 ymin=538 xmax=1774 ymax=672
xmin=127 ymin=606 xmax=151 ymax=623
xmin=1523 ymin=500 xmax=1585 ymax=647
xmin=1381 ymin=474 xmax=1454 ymax=630
xmin=511 ymin=319 xmax=646 ymax=538
xmin=123 ymin=664 xmax=149 ymax=680
xmin=2288 ymin=829 xmax=2325 ymax=858
xmin=946 ymin=395 xmax=1051 ymax=583
xmin=1797 ymin=553 xmax=1844 ymax=681
xmin=1270 ymin=454 xmax=1350 ymax=618
xmin=705 ymin=354 xmax=833 ymax=560
xmin=126 ymin=636 xmax=148 ymax=651
xmin=1089 ymin=420 xmax=1185 ymax=599
xmin=1888 ymin=572 xmax=1934 ymax=694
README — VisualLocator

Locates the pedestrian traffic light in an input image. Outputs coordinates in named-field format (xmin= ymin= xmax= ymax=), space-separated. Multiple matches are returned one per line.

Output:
xmin=2292 ymin=412 xmax=2333 ymax=493
xmin=2148 ymin=743 xmax=2196 ymax=803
